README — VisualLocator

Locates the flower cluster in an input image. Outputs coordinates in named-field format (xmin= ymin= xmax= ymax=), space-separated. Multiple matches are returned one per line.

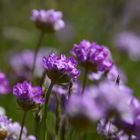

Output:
xmin=114 ymin=31 xmax=140 ymax=61
xmin=66 ymin=80 xmax=135 ymax=133
xmin=13 ymin=81 xmax=44 ymax=111
xmin=31 ymin=9 xmax=65 ymax=33
xmin=71 ymin=40 xmax=113 ymax=72
xmin=9 ymin=48 xmax=52 ymax=80
xmin=2 ymin=6 xmax=140 ymax=140
xmin=43 ymin=53 xmax=80 ymax=84
xmin=0 ymin=72 xmax=10 ymax=95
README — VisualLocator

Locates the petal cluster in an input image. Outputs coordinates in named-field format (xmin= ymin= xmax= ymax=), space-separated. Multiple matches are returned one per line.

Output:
xmin=43 ymin=53 xmax=80 ymax=84
xmin=31 ymin=9 xmax=65 ymax=32
xmin=0 ymin=72 xmax=10 ymax=95
xmin=13 ymin=81 xmax=44 ymax=111
xmin=71 ymin=40 xmax=113 ymax=72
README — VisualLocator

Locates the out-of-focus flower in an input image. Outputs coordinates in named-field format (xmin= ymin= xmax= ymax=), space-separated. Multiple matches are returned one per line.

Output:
xmin=43 ymin=53 xmax=80 ymax=84
xmin=95 ymin=81 xmax=133 ymax=124
xmin=0 ymin=72 xmax=10 ymax=95
xmin=13 ymin=81 xmax=44 ymax=111
xmin=71 ymin=40 xmax=113 ymax=72
xmin=66 ymin=94 xmax=103 ymax=130
xmin=88 ymin=65 xmax=128 ymax=85
xmin=31 ymin=9 xmax=65 ymax=33
xmin=113 ymin=31 xmax=140 ymax=61
xmin=27 ymin=135 xmax=36 ymax=140
xmin=9 ymin=48 xmax=53 ymax=81
xmin=6 ymin=122 xmax=27 ymax=140
xmin=97 ymin=118 xmax=130 ymax=140
xmin=0 ymin=115 xmax=11 ymax=139
xmin=0 ymin=107 xmax=6 ymax=115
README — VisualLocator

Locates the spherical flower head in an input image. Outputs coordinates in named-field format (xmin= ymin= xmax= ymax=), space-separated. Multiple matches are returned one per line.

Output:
xmin=0 ymin=72 xmax=10 ymax=95
xmin=71 ymin=40 xmax=113 ymax=72
xmin=43 ymin=53 xmax=80 ymax=84
xmin=13 ymin=81 xmax=44 ymax=111
xmin=0 ymin=115 xmax=11 ymax=139
xmin=31 ymin=9 xmax=65 ymax=33
xmin=66 ymin=94 xmax=103 ymax=130
xmin=95 ymin=81 xmax=134 ymax=124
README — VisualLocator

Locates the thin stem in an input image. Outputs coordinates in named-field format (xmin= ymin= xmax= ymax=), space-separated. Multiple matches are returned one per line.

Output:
xmin=43 ymin=82 xmax=54 ymax=140
xmin=39 ymin=70 xmax=47 ymax=87
xmin=18 ymin=111 xmax=27 ymax=140
xmin=34 ymin=71 xmax=47 ymax=139
xmin=55 ymin=95 xmax=61 ymax=139
xmin=32 ymin=31 xmax=45 ymax=79
xmin=61 ymin=117 xmax=66 ymax=140
xmin=68 ymin=81 xmax=72 ymax=98
xmin=82 ymin=68 xmax=88 ymax=95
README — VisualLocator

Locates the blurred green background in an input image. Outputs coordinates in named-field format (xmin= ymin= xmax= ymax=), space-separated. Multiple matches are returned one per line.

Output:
xmin=0 ymin=0 xmax=140 ymax=139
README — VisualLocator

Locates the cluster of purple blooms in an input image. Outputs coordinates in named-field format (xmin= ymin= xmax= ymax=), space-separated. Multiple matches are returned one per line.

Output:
xmin=13 ymin=81 xmax=44 ymax=111
xmin=0 ymin=8 xmax=140 ymax=140
xmin=9 ymin=48 xmax=53 ymax=80
xmin=71 ymin=40 xmax=113 ymax=72
xmin=43 ymin=53 xmax=80 ymax=84
xmin=31 ymin=9 xmax=65 ymax=33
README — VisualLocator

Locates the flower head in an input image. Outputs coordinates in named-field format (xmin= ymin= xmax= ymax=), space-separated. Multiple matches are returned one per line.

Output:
xmin=71 ymin=40 xmax=113 ymax=72
xmin=43 ymin=53 xmax=80 ymax=84
xmin=9 ymin=48 xmax=52 ymax=80
xmin=66 ymin=94 xmax=103 ymax=130
xmin=31 ymin=9 xmax=65 ymax=33
xmin=0 ymin=72 xmax=10 ymax=95
xmin=94 ymin=81 xmax=133 ymax=124
xmin=13 ymin=81 xmax=44 ymax=111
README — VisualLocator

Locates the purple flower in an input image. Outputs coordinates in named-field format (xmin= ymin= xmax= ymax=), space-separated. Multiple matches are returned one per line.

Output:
xmin=9 ymin=48 xmax=53 ymax=81
xmin=0 ymin=115 xmax=11 ymax=139
xmin=66 ymin=94 xmax=103 ymax=130
xmin=0 ymin=72 xmax=10 ymax=95
xmin=71 ymin=40 xmax=113 ymax=72
xmin=113 ymin=31 xmax=140 ymax=61
xmin=96 ymin=81 xmax=133 ymax=124
xmin=43 ymin=53 xmax=80 ymax=84
xmin=13 ymin=81 xmax=44 ymax=111
xmin=31 ymin=9 xmax=65 ymax=33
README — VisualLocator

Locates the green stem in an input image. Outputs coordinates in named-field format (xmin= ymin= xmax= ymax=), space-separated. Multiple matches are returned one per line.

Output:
xmin=34 ymin=70 xmax=47 ymax=139
xmin=55 ymin=95 xmax=61 ymax=139
xmin=82 ymin=68 xmax=88 ymax=95
xmin=32 ymin=31 xmax=45 ymax=79
xmin=43 ymin=82 xmax=54 ymax=140
xmin=39 ymin=70 xmax=47 ymax=87
xmin=61 ymin=117 xmax=66 ymax=140
xmin=18 ymin=111 xmax=27 ymax=140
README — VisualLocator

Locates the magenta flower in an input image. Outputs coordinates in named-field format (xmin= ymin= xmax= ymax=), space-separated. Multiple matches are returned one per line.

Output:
xmin=43 ymin=53 xmax=80 ymax=84
xmin=31 ymin=9 xmax=65 ymax=33
xmin=71 ymin=40 xmax=113 ymax=72
xmin=0 ymin=72 xmax=10 ymax=95
xmin=13 ymin=81 xmax=44 ymax=111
